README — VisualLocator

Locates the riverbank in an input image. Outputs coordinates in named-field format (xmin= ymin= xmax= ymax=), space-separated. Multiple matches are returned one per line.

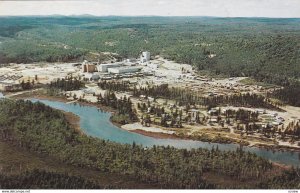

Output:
xmin=126 ymin=124 xmax=300 ymax=152
xmin=64 ymin=111 xmax=83 ymax=135
xmin=10 ymin=89 xmax=119 ymax=114
xmin=9 ymin=91 xmax=85 ymax=136
xmin=6 ymin=90 xmax=300 ymax=153
xmin=131 ymin=129 xmax=180 ymax=140
xmin=121 ymin=122 xmax=243 ymax=144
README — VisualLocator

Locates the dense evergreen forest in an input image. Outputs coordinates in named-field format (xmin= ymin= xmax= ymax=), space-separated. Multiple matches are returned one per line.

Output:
xmin=1 ymin=99 xmax=300 ymax=188
xmin=271 ymin=83 xmax=300 ymax=107
xmin=0 ymin=16 xmax=299 ymax=86
xmin=95 ymin=91 xmax=138 ymax=124
xmin=48 ymin=77 xmax=85 ymax=91
xmin=0 ymin=170 xmax=104 ymax=189
xmin=257 ymin=168 xmax=300 ymax=189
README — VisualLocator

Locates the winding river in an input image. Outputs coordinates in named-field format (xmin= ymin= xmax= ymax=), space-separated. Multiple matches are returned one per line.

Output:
xmin=28 ymin=98 xmax=300 ymax=167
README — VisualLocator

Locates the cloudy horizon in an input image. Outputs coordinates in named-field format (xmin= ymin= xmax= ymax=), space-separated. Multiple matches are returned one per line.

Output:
xmin=0 ymin=0 xmax=300 ymax=18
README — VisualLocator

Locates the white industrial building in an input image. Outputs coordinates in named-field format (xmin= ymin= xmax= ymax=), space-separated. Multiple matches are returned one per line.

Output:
xmin=140 ymin=51 xmax=150 ymax=63
xmin=108 ymin=66 xmax=142 ymax=74
xmin=98 ymin=63 xmax=122 ymax=72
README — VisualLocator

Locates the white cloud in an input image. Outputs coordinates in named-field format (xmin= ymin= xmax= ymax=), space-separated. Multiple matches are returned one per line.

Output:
xmin=0 ymin=0 xmax=299 ymax=17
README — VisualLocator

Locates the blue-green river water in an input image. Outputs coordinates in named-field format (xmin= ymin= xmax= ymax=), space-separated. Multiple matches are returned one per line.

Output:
xmin=28 ymin=99 xmax=300 ymax=167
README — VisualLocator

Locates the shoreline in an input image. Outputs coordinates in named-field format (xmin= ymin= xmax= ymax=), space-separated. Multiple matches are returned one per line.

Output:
xmin=130 ymin=126 xmax=300 ymax=152
xmin=64 ymin=111 xmax=84 ymax=136
xmin=8 ymin=91 xmax=300 ymax=153
xmin=11 ymin=91 xmax=119 ymax=114
xmin=11 ymin=93 xmax=84 ymax=136
xmin=131 ymin=129 xmax=182 ymax=140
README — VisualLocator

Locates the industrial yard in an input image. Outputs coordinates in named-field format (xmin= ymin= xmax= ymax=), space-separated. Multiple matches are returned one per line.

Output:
xmin=0 ymin=51 xmax=275 ymax=96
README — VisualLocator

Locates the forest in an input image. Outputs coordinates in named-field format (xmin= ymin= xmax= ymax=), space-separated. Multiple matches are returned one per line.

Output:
xmin=1 ymin=99 xmax=300 ymax=189
xmin=48 ymin=77 xmax=85 ymax=91
xmin=0 ymin=170 xmax=105 ymax=189
xmin=95 ymin=91 xmax=138 ymax=124
xmin=271 ymin=83 xmax=300 ymax=107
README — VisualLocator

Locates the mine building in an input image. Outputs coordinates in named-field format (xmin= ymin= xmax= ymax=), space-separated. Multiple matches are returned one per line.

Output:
xmin=108 ymin=66 xmax=142 ymax=74
xmin=98 ymin=63 xmax=122 ymax=72
xmin=140 ymin=51 xmax=150 ymax=63
xmin=82 ymin=60 xmax=97 ymax=73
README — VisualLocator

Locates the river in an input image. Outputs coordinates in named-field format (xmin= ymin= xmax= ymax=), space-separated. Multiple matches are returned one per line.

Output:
xmin=28 ymin=98 xmax=300 ymax=167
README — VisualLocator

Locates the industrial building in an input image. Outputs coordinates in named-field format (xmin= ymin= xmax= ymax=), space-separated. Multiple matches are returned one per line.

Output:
xmin=82 ymin=60 xmax=97 ymax=73
xmin=140 ymin=51 xmax=150 ymax=63
xmin=98 ymin=63 xmax=122 ymax=72
xmin=108 ymin=66 xmax=142 ymax=74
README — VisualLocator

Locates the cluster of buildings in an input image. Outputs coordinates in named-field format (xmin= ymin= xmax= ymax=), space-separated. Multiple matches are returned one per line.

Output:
xmin=81 ymin=51 xmax=155 ymax=81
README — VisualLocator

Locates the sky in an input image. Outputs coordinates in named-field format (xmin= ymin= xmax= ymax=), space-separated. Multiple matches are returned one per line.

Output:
xmin=0 ymin=0 xmax=300 ymax=18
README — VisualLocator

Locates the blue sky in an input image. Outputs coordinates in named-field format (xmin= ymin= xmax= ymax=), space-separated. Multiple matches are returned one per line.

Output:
xmin=0 ymin=0 xmax=299 ymax=18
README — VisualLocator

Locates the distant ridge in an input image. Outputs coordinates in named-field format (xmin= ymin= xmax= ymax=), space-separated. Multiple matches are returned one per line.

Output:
xmin=0 ymin=15 xmax=299 ymax=19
